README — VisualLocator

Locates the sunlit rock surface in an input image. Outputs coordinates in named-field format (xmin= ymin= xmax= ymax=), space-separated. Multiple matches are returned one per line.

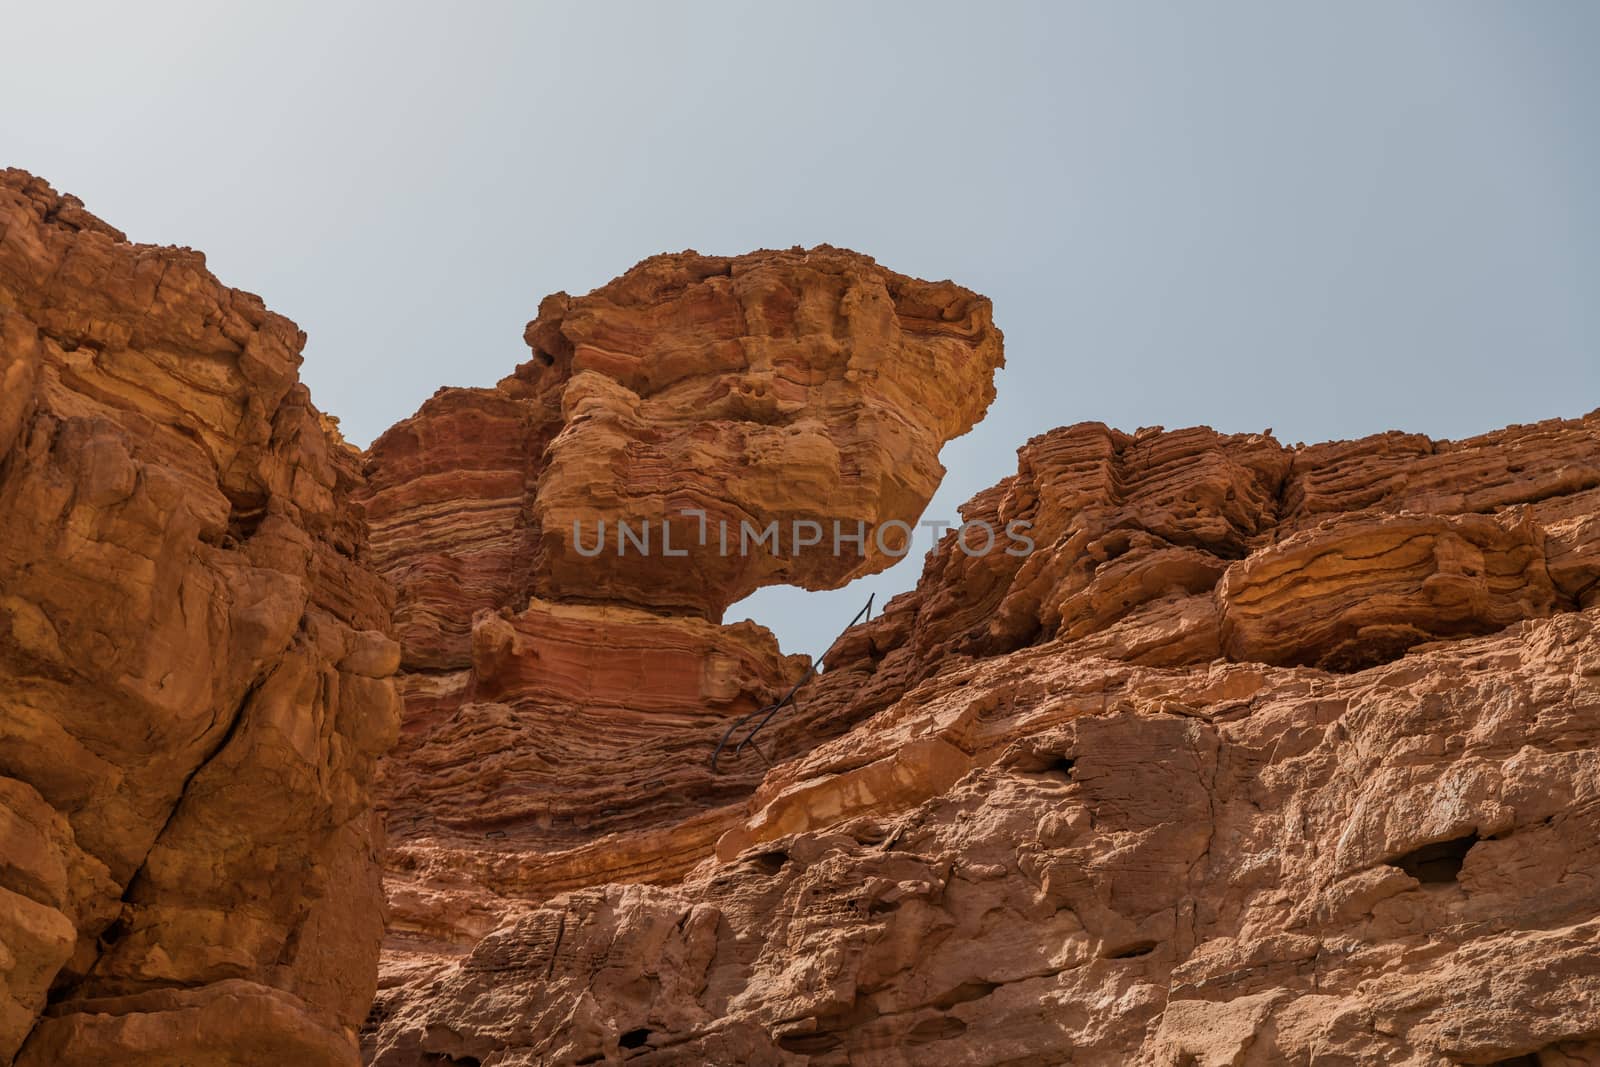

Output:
xmin=0 ymin=171 xmax=398 ymax=1067
xmin=362 ymin=246 xmax=1005 ymax=665
xmin=5 ymin=168 xmax=1595 ymax=1066
xmin=360 ymin=249 xmax=1009 ymax=1061
xmin=366 ymin=403 xmax=1600 ymax=1065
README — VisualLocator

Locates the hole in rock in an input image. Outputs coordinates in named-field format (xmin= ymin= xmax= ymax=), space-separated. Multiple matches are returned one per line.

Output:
xmin=1012 ymin=748 xmax=1076 ymax=781
xmin=221 ymin=487 xmax=269 ymax=546
xmin=1310 ymin=622 xmax=1482 ymax=674
xmin=618 ymin=1028 xmax=651 ymax=1049
xmin=1104 ymin=940 xmax=1158 ymax=959
xmin=748 ymin=849 xmax=789 ymax=874
xmin=97 ymin=916 xmax=130 ymax=949
xmin=849 ymin=820 xmax=891 ymax=845
xmin=1044 ymin=755 xmax=1075 ymax=781
xmin=1099 ymin=533 xmax=1133 ymax=562
xmin=727 ymin=577 xmax=890 ymax=676
xmin=1389 ymin=833 xmax=1479 ymax=884
xmin=1485 ymin=1056 xmax=1540 ymax=1067
xmin=420 ymin=1056 xmax=480 ymax=1067
xmin=227 ymin=506 xmax=266 ymax=543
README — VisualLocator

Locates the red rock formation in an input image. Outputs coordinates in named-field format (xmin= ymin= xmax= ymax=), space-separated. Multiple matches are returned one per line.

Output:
xmin=0 ymin=171 xmax=397 ymax=1067
xmin=365 ymin=395 xmax=1600 ymax=1064
xmin=524 ymin=254 xmax=1003 ymax=619
xmin=379 ymin=599 xmax=806 ymax=941
xmin=363 ymin=248 xmax=1005 ymax=669
xmin=361 ymin=250 xmax=1008 ymax=1058
xmin=10 ymin=167 xmax=1594 ymax=1065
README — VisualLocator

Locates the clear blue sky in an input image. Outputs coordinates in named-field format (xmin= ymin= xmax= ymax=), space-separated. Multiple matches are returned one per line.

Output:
xmin=6 ymin=1 xmax=1597 ymax=657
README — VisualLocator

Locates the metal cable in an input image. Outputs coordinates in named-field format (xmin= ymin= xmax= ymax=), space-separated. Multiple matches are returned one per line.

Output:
xmin=709 ymin=593 xmax=874 ymax=772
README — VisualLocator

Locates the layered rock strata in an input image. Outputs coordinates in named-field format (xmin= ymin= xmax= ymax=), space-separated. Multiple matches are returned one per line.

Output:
xmin=0 ymin=171 xmax=398 ymax=1067
xmin=361 ymin=248 xmax=1008 ymax=1061
xmin=11 ymin=170 xmax=1589 ymax=1065
xmin=367 ymin=392 xmax=1600 ymax=1063
xmin=362 ymin=247 xmax=1005 ymax=663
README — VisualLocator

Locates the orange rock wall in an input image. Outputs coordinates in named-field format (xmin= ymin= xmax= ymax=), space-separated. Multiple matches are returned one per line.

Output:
xmin=5 ymin=169 xmax=1595 ymax=1066
xmin=363 ymin=247 xmax=1005 ymax=660
xmin=0 ymin=171 xmax=398 ymax=1067
xmin=365 ymin=398 xmax=1600 ymax=1064
xmin=360 ymin=250 xmax=1010 ymax=1061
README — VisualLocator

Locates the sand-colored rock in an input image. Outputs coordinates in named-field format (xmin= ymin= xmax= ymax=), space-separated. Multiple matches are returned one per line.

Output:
xmin=378 ymin=599 xmax=806 ymax=943
xmin=1218 ymin=509 xmax=1560 ymax=670
xmin=368 ymin=604 xmax=1600 ymax=1065
xmin=0 ymin=170 xmax=397 ymax=1066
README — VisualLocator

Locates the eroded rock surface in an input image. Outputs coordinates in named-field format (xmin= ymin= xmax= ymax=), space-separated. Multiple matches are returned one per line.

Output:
xmin=17 ymin=171 xmax=1595 ymax=1067
xmin=363 ymin=247 xmax=1005 ymax=665
xmin=362 ymin=250 xmax=1008 ymax=1052
xmin=0 ymin=171 xmax=397 ymax=1066
xmin=366 ymin=398 xmax=1600 ymax=1064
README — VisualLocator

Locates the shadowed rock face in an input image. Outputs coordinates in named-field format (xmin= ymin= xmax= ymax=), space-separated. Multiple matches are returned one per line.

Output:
xmin=365 ymin=387 xmax=1600 ymax=1063
xmin=0 ymin=171 xmax=398 ymax=1067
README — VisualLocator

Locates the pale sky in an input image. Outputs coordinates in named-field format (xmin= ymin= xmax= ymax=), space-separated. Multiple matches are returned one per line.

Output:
xmin=6 ymin=1 xmax=1597 ymax=658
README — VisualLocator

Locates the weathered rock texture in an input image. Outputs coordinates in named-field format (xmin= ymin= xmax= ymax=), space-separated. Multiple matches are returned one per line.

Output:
xmin=362 ymin=249 xmax=1009 ymax=1059
xmin=11 ymin=169 xmax=1593 ymax=1066
xmin=359 ymin=249 xmax=1004 ymax=893
xmin=363 ymin=247 xmax=1005 ymax=666
xmin=367 ymin=379 xmax=1600 ymax=1064
xmin=0 ymin=171 xmax=398 ymax=1066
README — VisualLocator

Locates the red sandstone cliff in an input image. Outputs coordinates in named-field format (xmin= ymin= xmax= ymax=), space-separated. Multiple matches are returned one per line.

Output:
xmin=0 ymin=171 xmax=399 ymax=1067
xmin=3 ymin=171 xmax=1598 ymax=1066
xmin=359 ymin=251 xmax=1600 ymax=1064
xmin=359 ymin=250 xmax=1011 ymax=1056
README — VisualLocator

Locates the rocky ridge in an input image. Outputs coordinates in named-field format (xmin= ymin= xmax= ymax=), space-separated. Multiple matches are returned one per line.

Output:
xmin=360 ymin=247 xmax=1600 ymax=1063
xmin=1 ymin=170 xmax=1596 ymax=1066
